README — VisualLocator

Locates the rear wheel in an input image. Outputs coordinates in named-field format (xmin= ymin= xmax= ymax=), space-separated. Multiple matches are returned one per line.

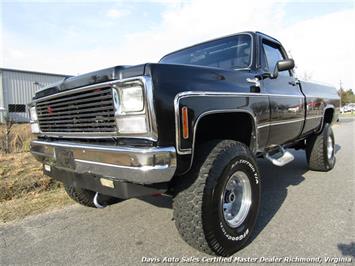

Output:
xmin=306 ymin=123 xmax=335 ymax=171
xmin=64 ymin=185 xmax=123 ymax=208
xmin=173 ymin=140 xmax=261 ymax=256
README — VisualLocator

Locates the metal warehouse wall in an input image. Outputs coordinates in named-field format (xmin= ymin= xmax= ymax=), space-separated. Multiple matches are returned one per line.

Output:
xmin=0 ymin=69 xmax=69 ymax=123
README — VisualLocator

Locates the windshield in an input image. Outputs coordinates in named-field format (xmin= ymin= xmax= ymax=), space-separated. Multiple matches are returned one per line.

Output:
xmin=160 ymin=34 xmax=252 ymax=70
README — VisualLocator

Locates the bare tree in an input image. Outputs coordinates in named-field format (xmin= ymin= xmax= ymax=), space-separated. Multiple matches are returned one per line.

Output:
xmin=1 ymin=110 xmax=15 ymax=154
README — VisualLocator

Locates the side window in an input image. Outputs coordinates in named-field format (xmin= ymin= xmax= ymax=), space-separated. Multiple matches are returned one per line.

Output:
xmin=262 ymin=41 xmax=290 ymax=77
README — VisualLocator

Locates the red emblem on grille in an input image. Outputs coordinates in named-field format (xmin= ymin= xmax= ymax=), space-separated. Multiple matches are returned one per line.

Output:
xmin=47 ymin=106 xmax=53 ymax=114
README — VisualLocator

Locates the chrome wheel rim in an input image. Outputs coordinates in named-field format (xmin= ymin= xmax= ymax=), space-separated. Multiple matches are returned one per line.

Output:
xmin=221 ymin=171 xmax=252 ymax=228
xmin=327 ymin=136 xmax=334 ymax=160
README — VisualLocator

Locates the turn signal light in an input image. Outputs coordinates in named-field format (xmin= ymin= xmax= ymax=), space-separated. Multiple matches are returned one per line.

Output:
xmin=181 ymin=106 xmax=189 ymax=139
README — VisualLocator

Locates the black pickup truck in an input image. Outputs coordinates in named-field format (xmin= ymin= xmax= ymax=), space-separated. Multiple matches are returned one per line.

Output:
xmin=29 ymin=31 xmax=340 ymax=256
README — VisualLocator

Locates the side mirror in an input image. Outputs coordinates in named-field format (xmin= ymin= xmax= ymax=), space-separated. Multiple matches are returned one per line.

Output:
xmin=272 ymin=59 xmax=295 ymax=79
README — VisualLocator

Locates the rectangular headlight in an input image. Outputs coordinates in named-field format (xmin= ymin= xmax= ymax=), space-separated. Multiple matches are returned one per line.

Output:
xmin=30 ymin=123 xmax=40 ymax=133
xmin=29 ymin=106 xmax=40 ymax=133
xmin=29 ymin=106 xmax=38 ymax=121
xmin=116 ymin=115 xmax=147 ymax=134
xmin=120 ymin=85 xmax=144 ymax=113
xmin=112 ymin=77 xmax=156 ymax=138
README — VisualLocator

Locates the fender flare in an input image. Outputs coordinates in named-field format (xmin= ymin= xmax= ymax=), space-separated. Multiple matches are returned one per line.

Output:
xmin=316 ymin=104 xmax=335 ymax=134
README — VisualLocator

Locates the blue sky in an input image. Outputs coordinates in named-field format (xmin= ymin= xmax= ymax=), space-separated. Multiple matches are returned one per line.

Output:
xmin=283 ymin=1 xmax=353 ymax=24
xmin=2 ymin=1 xmax=165 ymax=50
xmin=1 ymin=0 xmax=354 ymax=88
xmin=2 ymin=1 xmax=352 ymax=50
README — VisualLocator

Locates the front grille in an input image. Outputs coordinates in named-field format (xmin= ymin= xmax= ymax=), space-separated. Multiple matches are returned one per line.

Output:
xmin=36 ymin=87 xmax=117 ymax=134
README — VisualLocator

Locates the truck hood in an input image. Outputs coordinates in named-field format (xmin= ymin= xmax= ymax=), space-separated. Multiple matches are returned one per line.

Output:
xmin=34 ymin=64 xmax=146 ymax=99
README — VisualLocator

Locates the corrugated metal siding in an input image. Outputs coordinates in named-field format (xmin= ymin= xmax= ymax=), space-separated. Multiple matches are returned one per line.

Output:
xmin=1 ymin=70 xmax=68 ymax=122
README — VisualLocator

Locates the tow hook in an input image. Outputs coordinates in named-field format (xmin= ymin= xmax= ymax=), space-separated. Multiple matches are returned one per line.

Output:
xmin=93 ymin=192 xmax=106 ymax=209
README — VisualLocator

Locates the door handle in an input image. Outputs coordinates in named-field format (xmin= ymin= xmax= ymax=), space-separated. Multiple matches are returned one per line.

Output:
xmin=246 ymin=77 xmax=261 ymax=93
xmin=246 ymin=78 xmax=261 ymax=87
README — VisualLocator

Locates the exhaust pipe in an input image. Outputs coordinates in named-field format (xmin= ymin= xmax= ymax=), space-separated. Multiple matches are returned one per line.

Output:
xmin=93 ymin=192 xmax=106 ymax=209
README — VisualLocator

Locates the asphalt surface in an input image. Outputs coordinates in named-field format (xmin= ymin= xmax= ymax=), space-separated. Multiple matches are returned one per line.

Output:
xmin=1 ymin=118 xmax=354 ymax=266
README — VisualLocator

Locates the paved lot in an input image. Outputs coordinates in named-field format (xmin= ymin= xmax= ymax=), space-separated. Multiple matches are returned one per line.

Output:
xmin=1 ymin=118 xmax=354 ymax=265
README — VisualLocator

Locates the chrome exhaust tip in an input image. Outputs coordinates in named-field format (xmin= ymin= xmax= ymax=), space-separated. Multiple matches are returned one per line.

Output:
xmin=93 ymin=192 xmax=106 ymax=209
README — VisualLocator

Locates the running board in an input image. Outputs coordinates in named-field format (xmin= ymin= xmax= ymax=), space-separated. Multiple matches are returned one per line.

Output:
xmin=265 ymin=147 xmax=294 ymax=167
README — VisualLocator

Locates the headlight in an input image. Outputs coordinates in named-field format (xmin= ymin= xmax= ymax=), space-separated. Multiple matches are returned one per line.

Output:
xmin=30 ymin=123 xmax=40 ymax=133
xmin=116 ymin=115 xmax=147 ymax=134
xmin=113 ymin=77 xmax=156 ymax=139
xmin=29 ymin=106 xmax=40 ymax=133
xmin=120 ymin=85 xmax=144 ymax=113
xmin=29 ymin=106 xmax=38 ymax=121
xmin=114 ymin=81 xmax=147 ymax=134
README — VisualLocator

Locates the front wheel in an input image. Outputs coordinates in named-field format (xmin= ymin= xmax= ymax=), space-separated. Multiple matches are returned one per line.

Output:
xmin=306 ymin=123 xmax=335 ymax=171
xmin=173 ymin=140 xmax=261 ymax=256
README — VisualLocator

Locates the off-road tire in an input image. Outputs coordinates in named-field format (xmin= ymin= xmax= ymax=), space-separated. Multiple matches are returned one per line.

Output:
xmin=64 ymin=185 xmax=122 ymax=208
xmin=173 ymin=140 xmax=261 ymax=256
xmin=306 ymin=123 xmax=335 ymax=171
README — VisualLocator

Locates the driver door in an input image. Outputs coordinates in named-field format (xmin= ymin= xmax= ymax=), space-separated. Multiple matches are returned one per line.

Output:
xmin=260 ymin=39 xmax=305 ymax=146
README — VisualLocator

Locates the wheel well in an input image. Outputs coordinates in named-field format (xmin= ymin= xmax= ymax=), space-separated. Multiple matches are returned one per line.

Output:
xmin=195 ymin=112 xmax=254 ymax=148
xmin=324 ymin=108 xmax=334 ymax=124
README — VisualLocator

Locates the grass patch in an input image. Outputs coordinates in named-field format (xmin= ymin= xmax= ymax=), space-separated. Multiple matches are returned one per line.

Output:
xmin=0 ymin=124 xmax=33 ymax=153
xmin=0 ymin=152 xmax=73 ymax=223
xmin=0 ymin=152 xmax=59 ymax=201
xmin=0 ymin=189 xmax=72 ymax=223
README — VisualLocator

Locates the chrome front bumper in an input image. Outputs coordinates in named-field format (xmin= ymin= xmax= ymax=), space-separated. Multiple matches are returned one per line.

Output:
xmin=30 ymin=140 xmax=177 ymax=184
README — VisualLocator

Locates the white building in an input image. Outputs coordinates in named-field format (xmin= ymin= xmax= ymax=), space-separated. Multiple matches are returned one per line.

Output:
xmin=0 ymin=68 xmax=70 ymax=123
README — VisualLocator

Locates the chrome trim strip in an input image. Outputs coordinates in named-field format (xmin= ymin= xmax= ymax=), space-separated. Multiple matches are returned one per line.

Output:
xmin=174 ymin=90 xmax=308 ymax=155
xmin=174 ymin=91 xmax=261 ymax=155
xmin=174 ymin=90 xmax=304 ymax=99
xmin=75 ymin=159 xmax=170 ymax=171
xmin=30 ymin=140 xmax=174 ymax=153
xmin=269 ymin=94 xmax=304 ymax=98
xmin=257 ymin=118 xmax=304 ymax=128
xmin=257 ymin=116 xmax=322 ymax=129
xmin=144 ymin=77 xmax=158 ymax=140
xmin=237 ymin=32 xmax=254 ymax=69
xmin=257 ymin=124 xmax=270 ymax=129
xmin=179 ymin=109 xmax=258 ymax=174
xmin=35 ymin=131 xmax=119 ymax=138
